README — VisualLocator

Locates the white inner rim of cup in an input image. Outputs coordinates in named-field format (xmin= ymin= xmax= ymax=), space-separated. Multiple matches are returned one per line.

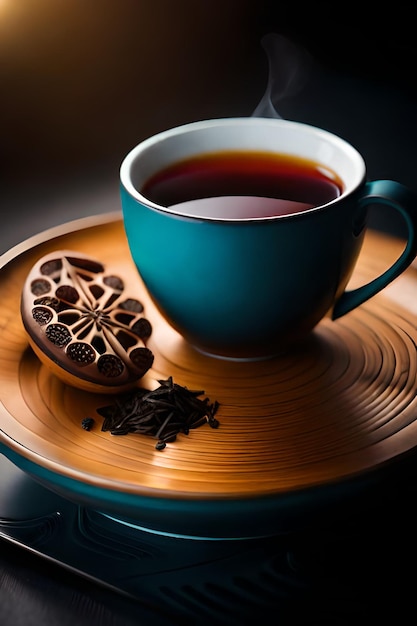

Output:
xmin=120 ymin=118 xmax=366 ymax=222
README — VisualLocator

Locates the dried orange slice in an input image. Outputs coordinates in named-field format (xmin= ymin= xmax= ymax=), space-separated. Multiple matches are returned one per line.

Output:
xmin=21 ymin=250 xmax=154 ymax=393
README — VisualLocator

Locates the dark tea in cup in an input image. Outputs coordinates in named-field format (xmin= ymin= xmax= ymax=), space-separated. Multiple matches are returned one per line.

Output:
xmin=141 ymin=151 xmax=344 ymax=219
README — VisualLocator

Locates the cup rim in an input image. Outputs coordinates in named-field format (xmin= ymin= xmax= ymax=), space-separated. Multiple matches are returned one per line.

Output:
xmin=120 ymin=117 xmax=367 ymax=223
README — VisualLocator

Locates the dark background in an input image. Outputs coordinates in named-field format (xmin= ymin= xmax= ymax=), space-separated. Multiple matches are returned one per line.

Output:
xmin=1 ymin=1 xmax=416 ymax=250
xmin=1 ymin=2 xmax=417 ymax=624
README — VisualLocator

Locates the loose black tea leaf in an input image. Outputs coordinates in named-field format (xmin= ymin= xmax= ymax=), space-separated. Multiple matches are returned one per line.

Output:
xmin=81 ymin=417 xmax=95 ymax=431
xmin=96 ymin=376 xmax=220 ymax=450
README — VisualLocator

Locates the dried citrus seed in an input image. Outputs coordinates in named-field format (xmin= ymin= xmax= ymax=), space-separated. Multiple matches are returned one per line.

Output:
xmin=115 ymin=312 xmax=135 ymax=325
xmin=34 ymin=296 xmax=60 ymax=311
xmin=119 ymin=298 xmax=144 ymax=313
xmin=55 ymin=285 xmax=79 ymax=303
xmin=31 ymin=278 xmax=51 ymax=296
xmin=66 ymin=257 xmax=104 ymax=273
xmin=32 ymin=306 xmax=53 ymax=326
xmin=40 ymin=259 xmax=63 ymax=275
xmin=131 ymin=318 xmax=152 ymax=339
xmin=45 ymin=323 xmax=72 ymax=347
xmin=66 ymin=342 xmax=96 ymax=366
xmin=130 ymin=347 xmax=154 ymax=373
xmin=115 ymin=330 xmax=137 ymax=350
xmin=89 ymin=284 xmax=104 ymax=299
xmin=103 ymin=275 xmax=124 ymax=290
xmin=97 ymin=354 xmax=124 ymax=377
xmin=58 ymin=311 xmax=81 ymax=325
xmin=91 ymin=335 xmax=106 ymax=354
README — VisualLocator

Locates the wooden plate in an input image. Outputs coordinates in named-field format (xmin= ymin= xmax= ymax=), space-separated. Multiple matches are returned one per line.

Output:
xmin=1 ymin=211 xmax=417 ymax=538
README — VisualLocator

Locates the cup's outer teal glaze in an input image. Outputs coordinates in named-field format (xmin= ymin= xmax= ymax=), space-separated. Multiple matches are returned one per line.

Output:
xmin=120 ymin=118 xmax=417 ymax=359
xmin=332 ymin=180 xmax=417 ymax=319
xmin=121 ymin=185 xmax=366 ymax=357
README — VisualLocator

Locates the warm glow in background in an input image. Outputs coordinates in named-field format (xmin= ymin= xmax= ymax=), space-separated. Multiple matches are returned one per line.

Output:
xmin=0 ymin=0 xmax=264 ymax=182
xmin=0 ymin=1 xmax=416 ymax=250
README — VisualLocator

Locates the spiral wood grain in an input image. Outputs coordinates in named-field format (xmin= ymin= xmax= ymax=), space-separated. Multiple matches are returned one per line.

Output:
xmin=1 ymin=214 xmax=417 ymax=502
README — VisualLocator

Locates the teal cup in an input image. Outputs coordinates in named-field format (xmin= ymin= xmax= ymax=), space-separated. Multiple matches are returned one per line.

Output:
xmin=120 ymin=117 xmax=417 ymax=360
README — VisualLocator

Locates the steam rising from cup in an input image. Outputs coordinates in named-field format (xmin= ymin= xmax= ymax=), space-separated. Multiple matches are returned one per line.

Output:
xmin=252 ymin=33 xmax=314 ymax=119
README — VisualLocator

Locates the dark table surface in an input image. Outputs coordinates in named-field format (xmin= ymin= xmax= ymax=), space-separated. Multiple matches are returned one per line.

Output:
xmin=2 ymin=448 xmax=417 ymax=626
xmin=1 ymin=2 xmax=417 ymax=624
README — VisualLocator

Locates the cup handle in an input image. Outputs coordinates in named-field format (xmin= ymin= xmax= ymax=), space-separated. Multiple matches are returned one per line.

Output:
xmin=332 ymin=180 xmax=417 ymax=320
